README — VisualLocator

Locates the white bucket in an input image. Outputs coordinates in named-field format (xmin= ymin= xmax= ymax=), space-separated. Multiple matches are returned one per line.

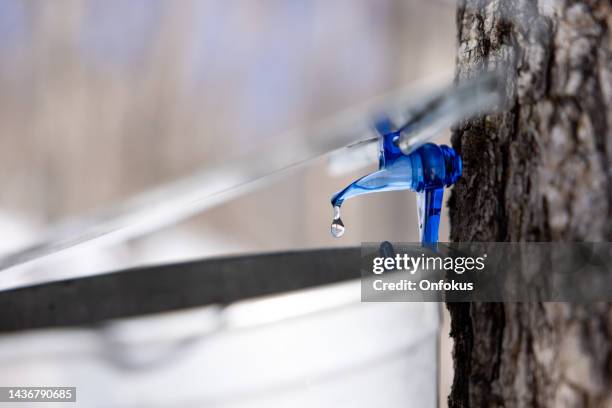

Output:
xmin=0 ymin=280 xmax=439 ymax=407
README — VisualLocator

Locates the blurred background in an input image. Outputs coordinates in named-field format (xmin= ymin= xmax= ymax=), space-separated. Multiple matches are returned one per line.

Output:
xmin=0 ymin=0 xmax=456 ymax=406
xmin=0 ymin=0 xmax=454 ymax=270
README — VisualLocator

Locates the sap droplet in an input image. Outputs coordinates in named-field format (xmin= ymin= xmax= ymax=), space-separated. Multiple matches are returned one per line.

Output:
xmin=331 ymin=205 xmax=345 ymax=238
xmin=331 ymin=218 xmax=345 ymax=238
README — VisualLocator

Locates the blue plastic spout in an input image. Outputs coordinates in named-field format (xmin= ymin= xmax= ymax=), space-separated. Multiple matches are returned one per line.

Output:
xmin=330 ymin=132 xmax=462 ymax=245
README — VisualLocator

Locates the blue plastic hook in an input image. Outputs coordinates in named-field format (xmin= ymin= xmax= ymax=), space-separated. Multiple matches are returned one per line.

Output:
xmin=330 ymin=125 xmax=462 ymax=245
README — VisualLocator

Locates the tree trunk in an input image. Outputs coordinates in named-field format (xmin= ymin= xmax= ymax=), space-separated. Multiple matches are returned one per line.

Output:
xmin=448 ymin=1 xmax=611 ymax=407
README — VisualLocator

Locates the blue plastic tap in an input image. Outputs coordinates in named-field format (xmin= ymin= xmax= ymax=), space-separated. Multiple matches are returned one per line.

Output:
xmin=330 ymin=125 xmax=462 ymax=245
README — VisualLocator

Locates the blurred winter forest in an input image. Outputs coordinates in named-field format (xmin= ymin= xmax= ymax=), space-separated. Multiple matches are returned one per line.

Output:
xmin=0 ymin=0 xmax=454 ymax=271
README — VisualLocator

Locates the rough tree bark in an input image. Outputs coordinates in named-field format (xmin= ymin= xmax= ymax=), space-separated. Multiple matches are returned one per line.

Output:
xmin=448 ymin=1 xmax=611 ymax=407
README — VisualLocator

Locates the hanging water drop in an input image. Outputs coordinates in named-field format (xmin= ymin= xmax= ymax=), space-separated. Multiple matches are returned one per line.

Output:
xmin=331 ymin=218 xmax=345 ymax=238
xmin=330 ymin=205 xmax=345 ymax=238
